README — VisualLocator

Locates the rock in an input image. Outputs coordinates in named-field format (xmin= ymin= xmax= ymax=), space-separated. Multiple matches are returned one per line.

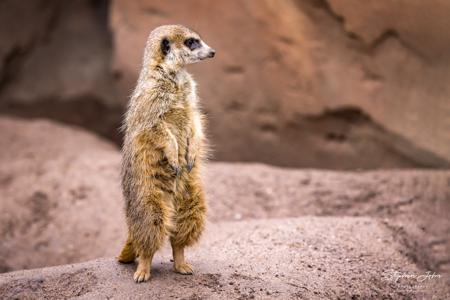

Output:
xmin=206 ymin=163 xmax=450 ymax=273
xmin=0 ymin=0 xmax=116 ymax=106
xmin=0 ymin=217 xmax=448 ymax=299
xmin=328 ymin=0 xmax=450 ymax=59
xmin=1 ymin=0 xmax=450 ymax=168
xmin=0 ymin=117 xmax=126 ymax=272
xmin=1 ymin=117 xmax=449 ymax=275
xmin=110 ymin=0 xmax=450 ymax=168
xmin=0 ymin=0 xmax=123 ymax=144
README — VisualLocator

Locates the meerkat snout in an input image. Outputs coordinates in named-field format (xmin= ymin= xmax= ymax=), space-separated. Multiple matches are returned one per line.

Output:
xmin=183 ymin=36 xmax=215 ymax=61
xmin=198 ymin=46 xmax=215 ymax=60
xmin=207 ymin=48 xmax=216 ymax=58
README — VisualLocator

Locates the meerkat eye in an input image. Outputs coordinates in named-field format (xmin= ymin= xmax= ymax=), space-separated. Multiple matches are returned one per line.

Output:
xmin=161 ymin=38 xmax=171 ymax=56
xmin=184 ymin=38 xmax=201 ymax=51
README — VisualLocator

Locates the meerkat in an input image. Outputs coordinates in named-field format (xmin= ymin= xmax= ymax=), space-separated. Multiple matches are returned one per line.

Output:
xmin=117 ymin=24 xmax=215 ymax=283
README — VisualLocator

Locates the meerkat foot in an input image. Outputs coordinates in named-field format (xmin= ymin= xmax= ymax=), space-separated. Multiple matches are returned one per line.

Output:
xmin=133 ymin=269 xmax=151 ymax=282
xmin=172 ymin=245 xmax=193 ymax=275
xmin=174 ymin=262 xmax=194 ymax=275
xmin=133 ymin=256 xmax=151 ymax=283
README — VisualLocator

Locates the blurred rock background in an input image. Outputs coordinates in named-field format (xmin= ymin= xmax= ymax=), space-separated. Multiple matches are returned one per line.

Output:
xmin=1 ymin=3 xmax=450 ymax=295
xmin=0 ymin=0 xmax=449 ymax=169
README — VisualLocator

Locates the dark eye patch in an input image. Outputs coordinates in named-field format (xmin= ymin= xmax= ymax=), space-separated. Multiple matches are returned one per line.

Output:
xmin=184 ymin=38 xmax=201 ymax=50
xmin=161 ymin=38 xmax=171 ymax=56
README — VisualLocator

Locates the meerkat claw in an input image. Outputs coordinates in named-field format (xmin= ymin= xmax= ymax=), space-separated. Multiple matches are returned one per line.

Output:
xmin=133 ymin=269 xmax=151 ymax=283
xmin=175 ymin=165 xmax=182 ymax=177
xmin=187 ymin=160 xmax=195 ymax=172
xmin=169 ymin=164 xmax=181 ymax=176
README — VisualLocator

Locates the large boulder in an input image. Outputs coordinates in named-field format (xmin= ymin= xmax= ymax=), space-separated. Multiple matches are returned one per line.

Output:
xmin=110 ymin=0 xmax=450 ymax=168
xmin=0 ymin=117 xmax=126 ymax=272
xmin=1 ymin=117 xmax=450 ymax=275
xmin=0 ymin=0 xmax=123 ymax=144
xmin=0 ymin=217 xmax=448 ymax=299
xmin=1 ymin=0 xmax=449 ymax=169
xmin=206 ymin=163 xmax=450 ymax=273
xmin=0 ymin=0 xmax=116 ymax=106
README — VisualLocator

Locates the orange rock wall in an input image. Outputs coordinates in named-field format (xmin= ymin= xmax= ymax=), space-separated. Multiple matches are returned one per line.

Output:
xmin=0 ymin=0 xmax=449 ymax=169
xmin=110 ymin=0 xmax=450 ymax=168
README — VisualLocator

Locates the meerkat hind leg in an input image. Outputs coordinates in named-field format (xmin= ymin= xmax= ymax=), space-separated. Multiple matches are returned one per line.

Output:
xmin=134 ymin=253 xmax=154 ymax=283
xmin=172 ymin=243 xmax=193 ymax=275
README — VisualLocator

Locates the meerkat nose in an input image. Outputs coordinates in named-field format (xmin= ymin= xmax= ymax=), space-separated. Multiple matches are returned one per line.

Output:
xmin=208 ymin=50 xmax=216 ymax=58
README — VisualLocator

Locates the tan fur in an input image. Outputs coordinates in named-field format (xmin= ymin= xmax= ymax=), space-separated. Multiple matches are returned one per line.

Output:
xmin=117 ymin=25 xmax=214 ymax=282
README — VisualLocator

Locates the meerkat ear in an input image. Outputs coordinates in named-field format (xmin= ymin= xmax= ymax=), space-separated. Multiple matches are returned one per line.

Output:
xmin=161 ymin=38 xmax=171 ymax=56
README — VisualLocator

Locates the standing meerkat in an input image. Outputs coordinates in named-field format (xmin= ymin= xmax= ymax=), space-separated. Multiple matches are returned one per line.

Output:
xmin=117 ymin=24 xmax=215 ymax=283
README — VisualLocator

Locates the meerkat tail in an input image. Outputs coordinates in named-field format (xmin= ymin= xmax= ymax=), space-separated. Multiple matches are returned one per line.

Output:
xmin=117 ymin=236 xmax=136 ymax=263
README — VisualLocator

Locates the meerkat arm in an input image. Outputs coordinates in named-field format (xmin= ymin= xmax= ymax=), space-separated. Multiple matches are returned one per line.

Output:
xmin=163 ymin=124 xmax=180 ymax=174
xmin=150 ymin=121 xmax=180 ymax=174
xmin=186 ymin=111 xmax=204 ymax=172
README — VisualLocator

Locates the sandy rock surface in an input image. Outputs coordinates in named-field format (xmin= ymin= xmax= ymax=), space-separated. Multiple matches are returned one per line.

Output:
xmin=1 ymin=117 xmax=449 ymax=280
xmin=1 ymin=217 xmax=449 ymax=299
xmin=206 ymin=163 xmax=450 ymax=274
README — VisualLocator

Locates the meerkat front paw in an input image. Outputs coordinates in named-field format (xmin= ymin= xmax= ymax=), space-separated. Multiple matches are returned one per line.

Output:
xmin=133 ymin=269 xmax=151 ymax=283
xmin=165 ymin=145 xmax=180 ymax=175
xmin=169 ymin=162 xmax=181 ymax=176
xmin=174 ymin=262 xmax=194 ymax=275
xmin=186 ymin=139 xmax=197 ymax=172
xmin=186 ymin=155 xmax=196 ymax=172
xmin=162 ymin=128 xmax=180 ymax=176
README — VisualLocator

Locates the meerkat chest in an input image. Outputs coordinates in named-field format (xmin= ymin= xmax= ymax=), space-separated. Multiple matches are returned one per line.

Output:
xmin=164 ymin=104 xmax=193 ymax=141
xmin=165 ymin=73 xmax=196 ymax=125
xmin=164 ymin=105 xmax=191 ymax=130
xmin=174 ymin=71 xmax=197 ymax=104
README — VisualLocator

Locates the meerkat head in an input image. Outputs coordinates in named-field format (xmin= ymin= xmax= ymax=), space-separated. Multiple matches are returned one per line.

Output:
xmin=144 ymin=24 xmax=215 ymax=72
